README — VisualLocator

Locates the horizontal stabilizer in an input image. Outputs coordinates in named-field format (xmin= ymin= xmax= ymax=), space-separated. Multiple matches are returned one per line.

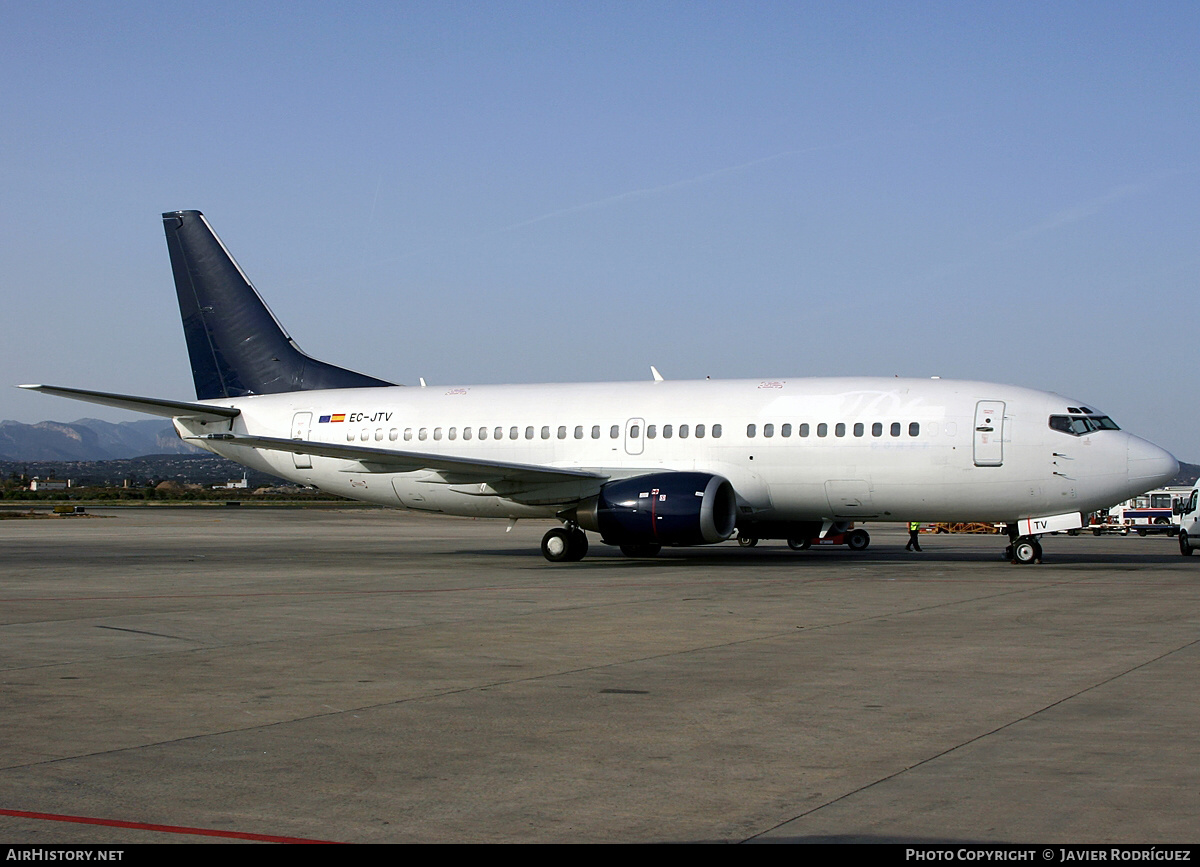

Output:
xmin=17 ymin=385 xmax=240 ymax=421
xmin=188 ymin=433 xmax=608 ymax=483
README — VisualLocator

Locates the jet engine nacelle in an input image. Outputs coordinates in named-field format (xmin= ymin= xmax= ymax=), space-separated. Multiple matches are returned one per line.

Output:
xmin=576 ymin=472 xmax=738 ymax=547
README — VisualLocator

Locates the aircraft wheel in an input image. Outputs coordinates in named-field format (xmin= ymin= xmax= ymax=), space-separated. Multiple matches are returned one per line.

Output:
xmin=846 ymin=529 xmax=870 ymax=551
xmin=737 ymin=533 xmax=759 ymax=548
xmin=566 ymin=528 xmax=589 ymax=562
xmin=541 ymin=527 xmax=572 ymax=562
xmin=1180 ymin=532 xmax=1193 ymax=556
xmin=1011 ymin=537 xmax=1041 ymax=565
xmin=620 ymin=543 xmax=661 ymax=558
xmin=787 ymin=537 xmax=811 ymax=550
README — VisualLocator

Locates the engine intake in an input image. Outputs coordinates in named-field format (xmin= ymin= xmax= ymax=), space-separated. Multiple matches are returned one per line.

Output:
xmin=575 ymin=472 xmax=738 ymax=547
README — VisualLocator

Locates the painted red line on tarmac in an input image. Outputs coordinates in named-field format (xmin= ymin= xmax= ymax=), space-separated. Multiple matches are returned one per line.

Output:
xmin=0 ymin=808 xmax=339 ymax=844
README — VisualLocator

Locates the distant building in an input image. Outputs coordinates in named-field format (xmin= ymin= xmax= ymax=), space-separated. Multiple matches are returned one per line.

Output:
xmin=29 ymin=478 xmax=70 ymax=491
xmin=213 ymin=473 xmax=249 ymax=490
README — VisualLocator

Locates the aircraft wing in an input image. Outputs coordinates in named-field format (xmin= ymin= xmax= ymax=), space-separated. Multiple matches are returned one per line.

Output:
xmin=190 ymin=433 xmax=609 ymax=484
xmin=18 ymin=385 xmax=240 ymax=422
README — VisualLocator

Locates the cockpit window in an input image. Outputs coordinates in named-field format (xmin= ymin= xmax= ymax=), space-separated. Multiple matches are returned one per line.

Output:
xmin=1049 ymin=414 xmax=1121 ymax=436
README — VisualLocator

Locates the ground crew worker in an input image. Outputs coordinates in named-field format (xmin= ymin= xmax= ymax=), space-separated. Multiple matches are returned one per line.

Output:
xmin=906 ymin=521 xmax=922 ymax=552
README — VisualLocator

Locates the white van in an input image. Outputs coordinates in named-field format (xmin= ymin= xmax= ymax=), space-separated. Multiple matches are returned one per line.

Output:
xmin=1173 ymin=487 xmax=1200 ymax=555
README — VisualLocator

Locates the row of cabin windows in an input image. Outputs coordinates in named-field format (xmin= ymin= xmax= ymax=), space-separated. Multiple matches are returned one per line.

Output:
xmin=747 ymin=421 xmax=921 ymax=438
xmin=349 ymin=423 xmax=726 ymax=443
xmin=628 ymin=423 xmax=722 ymax=439
xmin=346 ymin=420 xmax=919 ymax=444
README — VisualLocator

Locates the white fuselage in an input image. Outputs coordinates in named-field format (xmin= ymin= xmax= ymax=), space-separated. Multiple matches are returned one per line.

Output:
xmin=179 ymin=376 xmax=1176 ymax=526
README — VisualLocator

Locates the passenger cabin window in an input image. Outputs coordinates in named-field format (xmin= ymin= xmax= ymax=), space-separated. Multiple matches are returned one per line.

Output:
xmin=541 ymin=426 xmax=550 ymax=439
xmin=389 ymin=429 xmax=399 ymax=441
xmin=630 ymin=424 xmax=640 ymax=438
xmin=404 ymin=428 xmax=413 ymax=441
xmin=679 ymin=424 xmax=689 ymax=438
xmin=890 ymin=422 xmax=901 ymax=437
xmin=800 ymin=423 xmax=810 ymax=437
xmin=592 ymin=425 xmax=601 ymax=439
xmin=463 ymin=427 xmax=472 ymax=441
xmin=664 ymin=424 xmax=674 ymax=439
xmin=510 ymin=426 xmax=518 ymax=440
xmin=647 ymin=424 xmax=657 ymax=439
xmin=909 ymin=422 xmax=920 ymax=437
xmin=853 ymin=423 xmax=863 ymax=437
xmin=433 ymin=428 xmax=442 ymax=441
xmin=817 ymin=423 xmax=827 ymax=437
xmin=526 ymin=426 xmax=535 ymax=439
xmin=418 ymin=428 xmax=428 ymax=441
xmin=712 ymin=423 xmax=722 ymax=438
xmin=763 ymin=424 xmax=774 ymax=438
xmin=695 ymin=424 xmax=705 ymax=438
xmin=558 ymin=426 xmax=567 ymax=439
xmin=872 ymin=422 xmax=882 ymax=437
xmin=494 ymin=427 xmax=503 ymax=440
xmin=746 ymin=424 xmax=756 ymax=438
xmin=781 ymin=423 xmax=791 ymax=437
xmin=575 ymin=425 xmax=584 ymax=439
xmin=835 ymin=423 xmax=846 ymax=437
xmin=610 ymin=425 xmax=620 ymax=439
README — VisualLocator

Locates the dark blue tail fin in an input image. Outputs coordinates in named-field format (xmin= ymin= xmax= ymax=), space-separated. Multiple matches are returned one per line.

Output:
xmin=163 ymin=210 xmax=396 ymax=400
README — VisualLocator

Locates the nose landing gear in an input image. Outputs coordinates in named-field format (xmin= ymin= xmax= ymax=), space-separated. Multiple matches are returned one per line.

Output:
xmin=1004 ymin=525 xmax=1043 ymax=565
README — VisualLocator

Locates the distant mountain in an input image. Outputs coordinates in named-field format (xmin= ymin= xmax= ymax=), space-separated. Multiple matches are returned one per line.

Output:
xmin=0 ymin=418 xmax=203 ymax=460
xmin=1173 ymin=462 xmax=1200 ymax=487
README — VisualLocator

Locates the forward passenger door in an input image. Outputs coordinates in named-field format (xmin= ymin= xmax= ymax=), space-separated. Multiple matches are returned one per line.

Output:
xmin=973 ymin=401 xmax=1005 ymax=467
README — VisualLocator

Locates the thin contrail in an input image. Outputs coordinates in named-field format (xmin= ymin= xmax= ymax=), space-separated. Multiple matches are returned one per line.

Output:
xmin=498 ymin=145 xmax=831 ymax=233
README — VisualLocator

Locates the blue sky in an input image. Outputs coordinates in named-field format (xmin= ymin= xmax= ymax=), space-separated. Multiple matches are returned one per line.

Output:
xmin=3 ymin=2 xmax=1198 ymax=457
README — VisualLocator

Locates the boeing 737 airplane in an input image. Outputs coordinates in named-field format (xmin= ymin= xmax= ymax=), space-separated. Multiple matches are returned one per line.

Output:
xmin=21 ymin=210 xmax=1179 ymax=564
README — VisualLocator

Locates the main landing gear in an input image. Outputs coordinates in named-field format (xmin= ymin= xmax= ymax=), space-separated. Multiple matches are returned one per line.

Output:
xmin=541 ymin=525 xmax=662 ymax=561
xmin=736 ymin=527 xmax=869 ymax=552
xmin=1003 ymin=525 xmax=1043 ymax=565
xmin=541 ymin=526 xmax=588 ymax=562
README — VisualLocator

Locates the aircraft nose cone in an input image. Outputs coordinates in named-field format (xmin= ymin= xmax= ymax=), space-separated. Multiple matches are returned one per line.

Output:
xmin=1127 ymin=437 xmax=1179 ymax=489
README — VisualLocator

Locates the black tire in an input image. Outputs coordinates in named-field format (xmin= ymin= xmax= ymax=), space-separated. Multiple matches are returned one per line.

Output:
xmin=1093 ymin=529 xmax=1103 ymax=536
xmin=566 ymin=528 xmax=589 ymax=562
xmin=1012 ymin=537 xmax=1040 ymax=565
xmin=846 ymin=529 xmax=870 ymax=551
xmin=737 ymin=534 xmax=759 ymax=548
xmin=541 ymin=527 xmax=572 ymax=562
xmin=787 ymin=537 xmax=811 ymax=550
xmin=1180 ymin=532 xmax=1194 ymax=557
xmin=1137 ymin=528 xmax=1148 ymax=537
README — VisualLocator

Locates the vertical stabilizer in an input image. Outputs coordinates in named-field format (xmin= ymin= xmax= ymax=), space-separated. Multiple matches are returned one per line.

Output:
xmin=162 ymin=210 xmax=395 ymax=400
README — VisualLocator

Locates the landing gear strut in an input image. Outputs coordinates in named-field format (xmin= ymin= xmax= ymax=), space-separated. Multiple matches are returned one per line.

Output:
xmin=541 ymin=526 xmax=588 ymax=562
